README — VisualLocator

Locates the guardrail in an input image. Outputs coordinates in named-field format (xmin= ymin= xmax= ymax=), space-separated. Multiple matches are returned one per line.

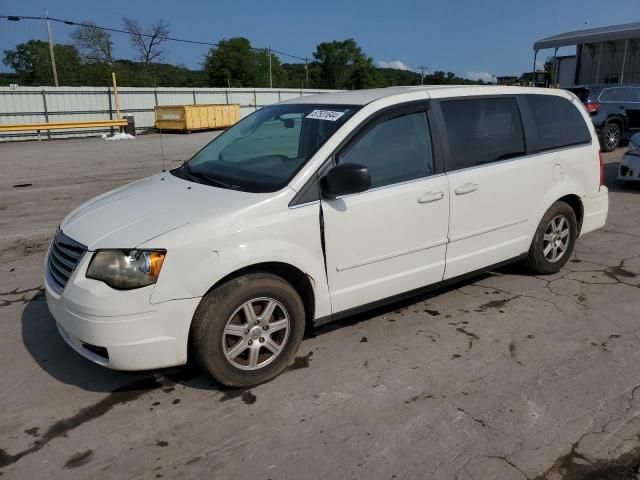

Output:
xmin=0 ymin=119 xmax=129 ymax=141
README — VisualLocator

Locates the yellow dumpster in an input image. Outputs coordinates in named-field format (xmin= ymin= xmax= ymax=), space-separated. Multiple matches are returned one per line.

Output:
xmin=155 ymin=104 xmax=240 ymax=132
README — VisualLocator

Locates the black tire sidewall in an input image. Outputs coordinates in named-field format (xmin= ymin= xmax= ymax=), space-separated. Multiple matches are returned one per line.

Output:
xmin=527 ymin=201 xmax=577 ymax=275
xmin=192 ymin=274 xmax=305 ymax=387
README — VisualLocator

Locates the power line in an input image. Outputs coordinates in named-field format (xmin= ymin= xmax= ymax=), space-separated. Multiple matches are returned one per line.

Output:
xmin=1 ymin=14 xmax=309 ymax=62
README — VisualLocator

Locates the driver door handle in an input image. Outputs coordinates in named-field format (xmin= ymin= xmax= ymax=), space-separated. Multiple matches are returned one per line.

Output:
xmin=454 ymin=183 xmax=479 ymax=195
xmin=417 ymin=191 xmax=444 ymax=203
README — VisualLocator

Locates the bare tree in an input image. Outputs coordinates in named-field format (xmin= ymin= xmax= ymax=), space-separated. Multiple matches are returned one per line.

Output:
xmin=70 ymin=21 xmax=114 ymax=64
xmin=122 ymin=18 xmax=170 ymax=71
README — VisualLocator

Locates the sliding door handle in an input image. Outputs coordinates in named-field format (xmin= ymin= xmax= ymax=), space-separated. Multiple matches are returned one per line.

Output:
xmin=417 ymin=191 xmax=444 ymax=203
xmin=454 ymin=183 xmax=479 ymax=195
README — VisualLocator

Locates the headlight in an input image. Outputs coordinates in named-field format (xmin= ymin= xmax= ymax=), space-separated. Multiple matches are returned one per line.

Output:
xmin=628 ymin=140 xmax=640 ymax=155
xmin=86 ymin=250 xmax=166 ymax=290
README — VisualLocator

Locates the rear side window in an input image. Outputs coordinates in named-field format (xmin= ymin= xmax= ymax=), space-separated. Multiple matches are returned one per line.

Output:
xmin=599 ymin=87 xmax=635 ymax=102
xmin=440 ymin=97 xmax=525 ymax=171
xmin=339 ymin=112 xmax=434 ymax=189
xmin=526 ymin=95 xmax=591 ymax=151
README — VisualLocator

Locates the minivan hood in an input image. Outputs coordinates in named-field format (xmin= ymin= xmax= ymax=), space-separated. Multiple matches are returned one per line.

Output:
xmin=61 ymin=172 xmax=267 ymax=250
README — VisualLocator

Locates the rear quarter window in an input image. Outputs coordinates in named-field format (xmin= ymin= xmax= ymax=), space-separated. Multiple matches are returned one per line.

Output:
xmin=525 ymin=95 xmax=591 ymax=152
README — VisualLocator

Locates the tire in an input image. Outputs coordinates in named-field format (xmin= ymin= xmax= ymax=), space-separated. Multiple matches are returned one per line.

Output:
xmin=524 ymin=201 xmax=577 ymax=275
xmin=190 ymin=273 xmax=305 ymax=387
xmin=601 ymin=121 xmax=621 ymax=152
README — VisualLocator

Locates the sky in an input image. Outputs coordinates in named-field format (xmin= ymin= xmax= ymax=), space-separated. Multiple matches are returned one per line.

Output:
xmin=1 ymin=0 xmax=638 ymax=80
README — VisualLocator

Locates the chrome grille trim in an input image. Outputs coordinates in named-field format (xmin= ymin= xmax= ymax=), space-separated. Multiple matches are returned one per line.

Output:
xmin=45 ymin=230 xmax=87 ymax=295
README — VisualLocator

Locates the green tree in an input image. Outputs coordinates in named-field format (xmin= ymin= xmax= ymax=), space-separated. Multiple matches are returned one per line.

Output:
xmin=203 ymin=37 xmax=287 ymax=88
xmin=3 ymin=40 xmax=83 ymax=85
xmin=313 ymin=39 xmax=381 ymax=89
xmin=204 ymin=37 xmax=257 ymax=87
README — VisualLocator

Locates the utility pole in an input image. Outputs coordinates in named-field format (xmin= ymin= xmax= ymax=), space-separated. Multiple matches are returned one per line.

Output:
xmin=268 ymin=45 xmax=273 ymax=88
xmin=305 ymin=58 xmax=309 ymax=89
xmin=44 ymin=9 xmax=59 ymax=87
xmin=418 ymin=65 xmax=428 ymax=85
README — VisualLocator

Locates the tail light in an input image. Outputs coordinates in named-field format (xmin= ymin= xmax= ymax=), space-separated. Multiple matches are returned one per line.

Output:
xmin=584 ymin=102 xmax=600 ymax=114
xmin=599 ymin=149 xmax=604 ymax=186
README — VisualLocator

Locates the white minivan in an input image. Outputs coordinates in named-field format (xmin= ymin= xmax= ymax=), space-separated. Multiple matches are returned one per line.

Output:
xmin=45 ymin=86 xmax=609 ymax=386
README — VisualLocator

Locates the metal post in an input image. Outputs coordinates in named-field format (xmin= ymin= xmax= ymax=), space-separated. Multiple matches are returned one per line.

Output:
xmin=225 ymin=89 xmax=229 ymax=104
xmin=192 ymin=89 xmax=197 ymax=105
xmin=107 ymin=87 xmax=114 ymax=135
xmin=44 ymin=9 xmax=59 ymax=87
xmin=573 ymin=44 xmax=583 ymax=86
xmin=41 ymin=89 xmax=51 ymax=140
xmin=305 ymin=58 xmax=309 ymax=88
xmin=553 ymin=47 xmax=559 ymax=85
xmin=111 ymin=72 xmax=121 ymax=119
xmin=620 ymin=39 xmax=629 ymax=84
xmin=532 ymin=50 xmax=538 ymax=86
xmin=268 ymin=45 xmax=273 ymax=89
xmin=595 ymin=42 xmax=603 ymax=84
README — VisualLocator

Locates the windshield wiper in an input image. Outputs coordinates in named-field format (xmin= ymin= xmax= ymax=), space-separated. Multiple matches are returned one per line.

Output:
xmin=184 ymin=164 xmax=240 ymax=190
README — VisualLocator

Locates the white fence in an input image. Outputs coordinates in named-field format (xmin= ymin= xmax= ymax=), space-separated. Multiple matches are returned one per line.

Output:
xmin=0 ymin=86 xmax=338 ymax=141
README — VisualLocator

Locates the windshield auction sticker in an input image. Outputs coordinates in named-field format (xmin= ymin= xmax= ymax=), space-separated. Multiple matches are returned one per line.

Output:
xmin=306 ymin=110 xmax=345 ymax=121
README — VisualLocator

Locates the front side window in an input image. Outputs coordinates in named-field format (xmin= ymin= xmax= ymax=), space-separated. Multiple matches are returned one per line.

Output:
xmin=526 ymin=94 xmax=591 ymax=151
xmin=440 ymin=97 xmax=525 ymax=171
xmin=181 ymin=104 xmax=359 ymax=192
xmin=338 ymin=112 xmax=434 ymax=189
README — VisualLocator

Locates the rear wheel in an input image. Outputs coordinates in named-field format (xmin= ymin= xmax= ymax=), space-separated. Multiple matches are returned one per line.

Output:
xmin=524 ymin=201 xmax=577 ymax=275
xmin=601 ymin=121 xmax=621 ymax=152
xmin=190 ymin=273 xmax=305 ymax=387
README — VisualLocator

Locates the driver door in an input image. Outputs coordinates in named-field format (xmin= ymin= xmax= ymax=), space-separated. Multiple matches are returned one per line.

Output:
xmin=321 ymin=104 xmax=450 ymax=314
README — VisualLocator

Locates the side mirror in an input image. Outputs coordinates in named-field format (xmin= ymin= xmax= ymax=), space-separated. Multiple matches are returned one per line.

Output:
xmin=320 ymin=163 xmax=371 ymax=198
xmin=283 ymin=118 xmax=295 ymax=129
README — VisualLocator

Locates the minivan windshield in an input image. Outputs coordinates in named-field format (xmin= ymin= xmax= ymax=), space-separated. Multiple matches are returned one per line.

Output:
xmin=177 ymin=103 xmax=360 ymax=192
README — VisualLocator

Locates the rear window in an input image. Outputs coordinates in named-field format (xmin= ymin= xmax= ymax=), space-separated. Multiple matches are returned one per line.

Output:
xmin=525 ymin=95 xmax=591 ymax=152
xmin=440 ymin=97 xmax=525 ymax=171
xmin=567 ymin=87 xmax=591 ymax=103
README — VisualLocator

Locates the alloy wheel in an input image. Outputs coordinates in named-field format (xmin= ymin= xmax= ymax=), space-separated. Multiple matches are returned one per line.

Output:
xmin=222 ymin=297 xmax=290 ymax=370
xmin=542 ymin=215 xmax=570 ymax=263
xmin=606 ymin=125 xmax=620 ymax=150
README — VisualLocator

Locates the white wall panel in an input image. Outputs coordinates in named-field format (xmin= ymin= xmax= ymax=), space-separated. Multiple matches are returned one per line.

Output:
xmin=0 ymin=86 xmax=338 ymax=141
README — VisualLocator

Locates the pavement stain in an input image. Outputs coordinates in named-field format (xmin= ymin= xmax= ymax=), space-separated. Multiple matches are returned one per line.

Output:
xmin=476 ymin=296 xmax=519 ymax=312
xmin=0 ymin=376 xmax=165 ymax=468
xmin=289 ymin=351 xmax=314 ymax=370
xmin=219 ymin=389 xmax=257 ymax=405
xmin=534 ymin=441 xmax=640 ymax=480
xmin=23 ymin=427 xmax=39 ymax=438
xmin=424 ymin=309 xmax=440 ymax=316
xmin=403 ymin=393 xmax=433 ymax=404
xmin=64 ymin=449 xmax=94 ymax=469
xmin=604 ymin=265 xmax=637 ymax=281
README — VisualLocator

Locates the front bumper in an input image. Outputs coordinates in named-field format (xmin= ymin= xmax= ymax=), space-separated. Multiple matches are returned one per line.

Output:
xmin=618 ymin=154 xmax=640 ymax=182
xmin=45 ymin=252 xmax=200 ymax=371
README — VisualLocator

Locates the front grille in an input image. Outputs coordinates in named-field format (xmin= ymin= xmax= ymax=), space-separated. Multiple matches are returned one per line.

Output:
xmin=46 ymin=230 xmax=87 ymax=295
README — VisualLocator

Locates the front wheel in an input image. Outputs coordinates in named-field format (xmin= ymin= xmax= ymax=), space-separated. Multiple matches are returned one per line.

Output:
xmin=524 ymin=201 xmax=577 ymax=275
xmin=190 ymin=273 xmax=305 ymax=387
